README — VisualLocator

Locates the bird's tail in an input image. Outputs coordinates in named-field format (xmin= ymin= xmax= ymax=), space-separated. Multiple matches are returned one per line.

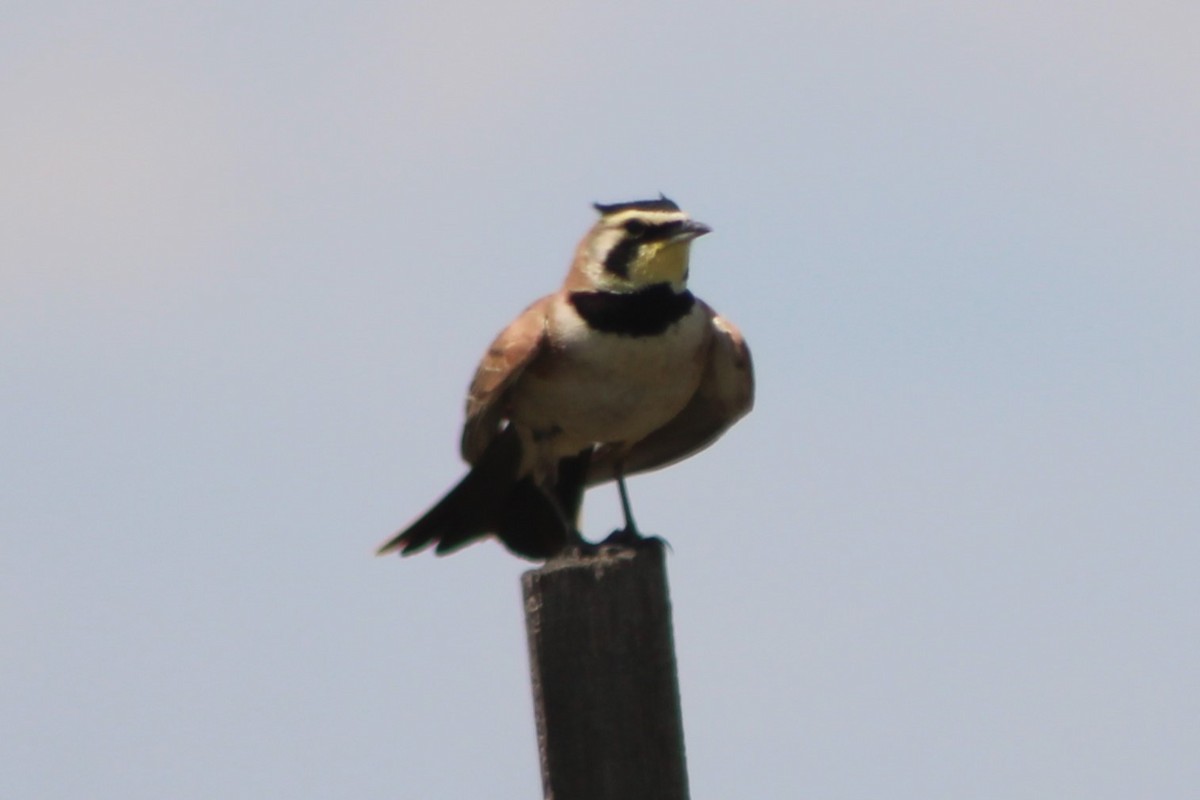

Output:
xmin=376 ymin=428 xmax=570 ymax=560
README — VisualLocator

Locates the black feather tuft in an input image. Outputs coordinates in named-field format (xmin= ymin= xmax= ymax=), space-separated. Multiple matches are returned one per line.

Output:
xmin=593 ymin=196 xmax=680 ymax=216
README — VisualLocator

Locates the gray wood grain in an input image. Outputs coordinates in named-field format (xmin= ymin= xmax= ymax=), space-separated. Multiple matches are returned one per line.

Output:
xmin=523 ymin=543 xmax=689 ymax=800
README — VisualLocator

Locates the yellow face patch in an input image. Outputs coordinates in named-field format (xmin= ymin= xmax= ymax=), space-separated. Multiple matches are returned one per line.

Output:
xmin=629 ymin=240 xmax=691 ymax=289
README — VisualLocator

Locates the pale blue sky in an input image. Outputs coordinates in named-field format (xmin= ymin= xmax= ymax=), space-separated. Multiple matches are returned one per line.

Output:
xmin=3 ymin=2 xmax=1198 ymax=798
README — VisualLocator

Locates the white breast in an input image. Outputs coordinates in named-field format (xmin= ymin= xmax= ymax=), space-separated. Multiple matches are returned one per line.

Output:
xmin=509 ymin=298 xmax=709 ymax=455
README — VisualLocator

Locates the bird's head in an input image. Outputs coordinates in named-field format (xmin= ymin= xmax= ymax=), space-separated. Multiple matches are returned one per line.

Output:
xmin=567 ymin=196 xmax=711 ymax=293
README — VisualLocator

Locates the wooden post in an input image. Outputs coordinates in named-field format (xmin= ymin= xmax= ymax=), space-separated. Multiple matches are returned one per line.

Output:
xmin=522 ymin=542 xmax=689 ymax=800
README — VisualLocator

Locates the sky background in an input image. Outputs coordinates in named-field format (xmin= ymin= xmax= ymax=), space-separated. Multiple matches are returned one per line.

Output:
xmin=3 ymin=2 xmax=1198 ymax=798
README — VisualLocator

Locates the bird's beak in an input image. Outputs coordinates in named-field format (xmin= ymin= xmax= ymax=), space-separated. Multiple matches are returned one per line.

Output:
xmin=677 ymin=220 xmax=712 ymax=241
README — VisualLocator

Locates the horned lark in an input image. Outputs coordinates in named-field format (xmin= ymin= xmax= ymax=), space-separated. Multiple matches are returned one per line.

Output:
xmin=378 ymin=197 xmax=753 ymax=560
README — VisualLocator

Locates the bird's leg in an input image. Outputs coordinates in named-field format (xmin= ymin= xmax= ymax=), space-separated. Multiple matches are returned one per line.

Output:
xmin=547 ymin=447 xmax=595 ymax=555
xmin=616 ymin=471 xmax=640 ymax=537
xmin=600 ymin=463 xmax=668 ymax=550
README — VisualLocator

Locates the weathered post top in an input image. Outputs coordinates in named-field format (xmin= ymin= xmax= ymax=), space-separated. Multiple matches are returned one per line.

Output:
xmin=522 ymin=542 xmax=689 ymax=800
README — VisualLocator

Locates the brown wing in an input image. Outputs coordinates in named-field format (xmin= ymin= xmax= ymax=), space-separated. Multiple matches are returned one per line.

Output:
xmin=459 ymin=295 xmax=552 ymax=465
xmin=586 ymin=303 xmax=754 ymax=486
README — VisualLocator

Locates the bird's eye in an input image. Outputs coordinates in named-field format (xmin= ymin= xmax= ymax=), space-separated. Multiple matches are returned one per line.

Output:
xmin=623 ymin=219 xmax=647 ymax=237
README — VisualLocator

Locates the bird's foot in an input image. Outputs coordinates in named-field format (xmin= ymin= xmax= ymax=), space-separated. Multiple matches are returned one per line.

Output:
xmin=546 ymin=528 xmax=670 ymax=560
xmin=599 ymin=527 xmax=670 ymax=552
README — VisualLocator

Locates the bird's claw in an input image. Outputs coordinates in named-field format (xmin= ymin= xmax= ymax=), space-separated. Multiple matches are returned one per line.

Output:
xmin=548 ymin=528 xmax=670 ymax=560
xmin=600 ymin=527 xmax=670 ymax=552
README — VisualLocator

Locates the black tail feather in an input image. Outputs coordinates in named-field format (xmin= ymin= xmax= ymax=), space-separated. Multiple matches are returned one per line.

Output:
xmin=378 ymin=429 xmax=576 ymax=560
xmin=486 ymin=477 xmax=570 ymax=559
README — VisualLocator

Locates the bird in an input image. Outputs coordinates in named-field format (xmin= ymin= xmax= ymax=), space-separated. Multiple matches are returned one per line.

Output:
xmin=377 ymin=196 xmax=753 ymax=560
